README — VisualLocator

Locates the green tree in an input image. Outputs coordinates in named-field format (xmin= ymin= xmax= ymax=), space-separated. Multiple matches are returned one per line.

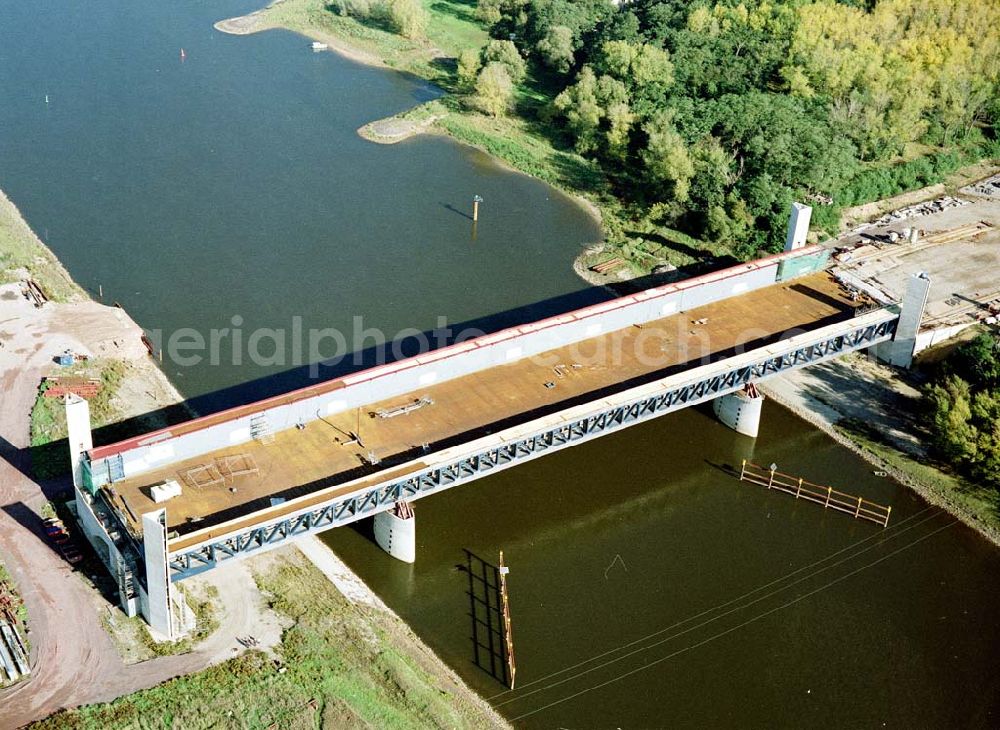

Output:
xmin=333 ymin=0 xmax=374 ymax=18
xmin=927 ymin=376 xmax=978 ymax=465
xmin=388 ymin=0 xmax=429 ymax=39
xmin=944 ymin=333 xmax=1000 ymax=389
xmin=537 ymin=25 xmax=575 ymax=73
xmin=457 ymin=48 xmax=482 ymax=90
xmin=476 ymin=62 xmax=515 ymax=117
xmin=641 ymin=112 xmax=694 ymax=202
xmin=553 ymin=66 xmax=603 ymax=153
xmin=605 ymin=101 xmax=634 ymax=160
xmin=483 ymin=40 xmax=527 ymax=84
xmin=476 ymin=0 xmax=503 ymax=26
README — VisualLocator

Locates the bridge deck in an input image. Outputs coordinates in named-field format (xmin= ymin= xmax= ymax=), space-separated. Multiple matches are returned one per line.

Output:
xmin=108 ymin=272 xmax=857 ymax=540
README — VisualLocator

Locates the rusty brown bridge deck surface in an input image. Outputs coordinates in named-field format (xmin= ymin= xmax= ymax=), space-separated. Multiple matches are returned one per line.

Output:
xmin=108 ymin=272 xmax=858 ymax=545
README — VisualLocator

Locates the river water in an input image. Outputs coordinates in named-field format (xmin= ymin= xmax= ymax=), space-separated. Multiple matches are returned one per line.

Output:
xmin=0 ymin=0 xmax=603 ymax=410
xmin=2 ymin=1 xmax=999 ymax=728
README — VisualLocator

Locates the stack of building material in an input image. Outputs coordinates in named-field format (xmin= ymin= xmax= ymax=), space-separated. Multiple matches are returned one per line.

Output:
xmin=590 ymin=257 xmax=625 ymax=274
xmin=960 ymin=174 xmax=1000 ymax=198
xmin=42 ymin=376 xmax=102 ymax=399
xmin=869 ymin=196 xmax=969 ymax=227
xmin=920 ymin=222 xmax=992 ymax=246
xmin=150 ymin=479 xmax=183 ymax=504
xmin=0 ymin=579 xmax=28 ymax=685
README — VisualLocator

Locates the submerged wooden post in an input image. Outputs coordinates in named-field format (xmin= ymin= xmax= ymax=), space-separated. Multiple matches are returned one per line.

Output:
xmin=498 ymin=550 xmax=516 ymax=689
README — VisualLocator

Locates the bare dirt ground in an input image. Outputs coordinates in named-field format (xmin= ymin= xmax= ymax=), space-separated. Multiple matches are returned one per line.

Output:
xmin=761 ymin=352 xmax=926 ymax=455
xmin=0 ymin=285 xmax=200 ymax=727
xmin=185 ymin=558 xmax=292 ymax=665
xmin=0 ymin=285 xmax=502 ymax=727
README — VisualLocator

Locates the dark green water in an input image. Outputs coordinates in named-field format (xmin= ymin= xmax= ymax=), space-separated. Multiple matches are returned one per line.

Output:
xmin=323 ymin=402 xmax=1000 ymax=728
xmin=2 ymin=1 xmax=999 ymax=728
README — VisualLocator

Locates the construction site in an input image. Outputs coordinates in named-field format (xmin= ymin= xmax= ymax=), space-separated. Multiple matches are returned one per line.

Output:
xmin=51 ymin=215 xmax=893 ymax=638
xmin=0 ymin=177 xmax=988 ymax=714
xmin=48 ymin=179 xmax=1000 ymax=642
xmin=830 ymin=173 xmax=1000 ymax=347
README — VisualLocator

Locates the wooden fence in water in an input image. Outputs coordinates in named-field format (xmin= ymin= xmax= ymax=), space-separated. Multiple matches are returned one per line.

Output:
xmin=739 ymin=460 xmax=892 ymax=527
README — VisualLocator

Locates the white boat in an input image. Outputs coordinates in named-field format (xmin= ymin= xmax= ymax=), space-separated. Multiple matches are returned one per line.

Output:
xmin=311 ymin=42 xmax=329 ymax=51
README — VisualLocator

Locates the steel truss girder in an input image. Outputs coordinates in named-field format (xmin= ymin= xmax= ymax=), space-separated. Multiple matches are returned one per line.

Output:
xmin=169 ymin=313 xmax=897 ymax=579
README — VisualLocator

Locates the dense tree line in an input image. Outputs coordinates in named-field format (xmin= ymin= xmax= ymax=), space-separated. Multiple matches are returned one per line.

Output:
xmin=926 ymin=333 xmax=1000 ymax=493
xmin=472 ymin=0 xmax=1000 ymax=256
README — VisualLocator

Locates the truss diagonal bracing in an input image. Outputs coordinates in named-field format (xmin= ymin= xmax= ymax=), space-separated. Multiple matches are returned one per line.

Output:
xmin=168 ymin=310 xmax=898 ymax=579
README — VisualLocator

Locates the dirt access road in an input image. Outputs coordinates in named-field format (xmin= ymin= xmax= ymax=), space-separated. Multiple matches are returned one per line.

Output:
xmin=0 ymin=286 xmax=286 ymax=728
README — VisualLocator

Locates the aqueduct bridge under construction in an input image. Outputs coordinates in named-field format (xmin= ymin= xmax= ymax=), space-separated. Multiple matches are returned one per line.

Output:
xmin=65 ymin=240 xmax=929 ymax=638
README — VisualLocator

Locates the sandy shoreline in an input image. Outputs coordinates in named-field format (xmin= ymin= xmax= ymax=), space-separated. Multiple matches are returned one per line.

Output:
xmin=357 ymin=112 xmax=446 ymax=144
xmin=214 ymin=5 xmax=386 ymax=69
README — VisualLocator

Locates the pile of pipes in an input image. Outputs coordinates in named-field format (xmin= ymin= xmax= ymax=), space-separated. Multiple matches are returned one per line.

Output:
xmin=869 ymin=196 xmax=969 ymax=227
xmin=0 ymin=591 xmax=30 ymax=685
xmin=960 ymin=174 xmax=1000 ymax=198
xmin=21 ymin=279 xmax=48 ymax=308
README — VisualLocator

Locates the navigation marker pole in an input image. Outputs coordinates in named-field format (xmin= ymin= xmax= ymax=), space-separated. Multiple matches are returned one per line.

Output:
xmin=473 ymin=195 xmax=483 ymax=222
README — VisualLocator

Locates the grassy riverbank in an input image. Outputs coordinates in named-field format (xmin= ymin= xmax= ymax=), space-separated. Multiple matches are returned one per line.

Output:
xmin=34 ymin=548 xmax=506 ymax=730
xmin=233 ymin=0 xmax=1000 ymax=283
xmin=837 ymin=419 xmax=1000 ymax=544
xmin=225 ymin=0 xmax=620 ymax=229
xmin=0 ymin=189 xmax=82 ymax=303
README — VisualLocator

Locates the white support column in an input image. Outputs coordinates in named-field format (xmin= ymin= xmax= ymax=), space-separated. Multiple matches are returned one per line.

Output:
xmin=878 ymin=272 xmax=931 ymax=369
xmin=142 ymin=509 xmax=174 ymax=640
xmin=784 ymin=202 xmax=812 ymax=252
xmin=65 ymin=394 xmax=93 ymax=490
xmin=374 ymin=503 xmax=416 ymax=563
xmin=713 ymin=386 xmax=764 ymax=438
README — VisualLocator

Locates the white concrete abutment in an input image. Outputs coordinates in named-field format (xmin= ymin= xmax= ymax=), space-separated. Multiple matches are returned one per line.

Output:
xmin=65 ymin=395 xmax=177 ymax=639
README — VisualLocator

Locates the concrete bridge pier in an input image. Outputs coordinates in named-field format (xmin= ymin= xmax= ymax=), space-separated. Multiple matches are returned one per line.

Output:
xmin=875 ymin=272 xmax=931 ymax=368
xmin=713 ymin=384 xmax=764 ymax=438
xmin=374 ymin=502 xmax=416 ymax=563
